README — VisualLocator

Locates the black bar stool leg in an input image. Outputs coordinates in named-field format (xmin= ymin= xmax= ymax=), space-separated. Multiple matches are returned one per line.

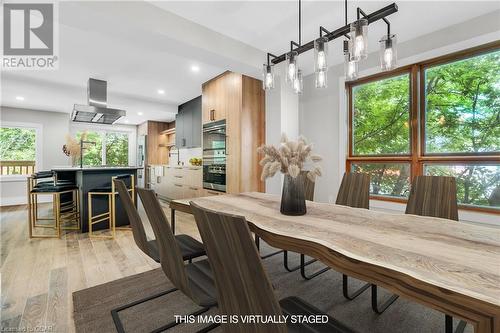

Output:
xmin=371 ymin=284 xmax=399 ymax=314
xmin=342 ymin=274 xmax=370 ymax=300
xmin=300 ymin=254 xmax=330 ymax=280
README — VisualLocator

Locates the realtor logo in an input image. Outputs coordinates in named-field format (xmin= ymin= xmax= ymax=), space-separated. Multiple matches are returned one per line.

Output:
xmin=2 ymin=2 xmax=58 ymax=70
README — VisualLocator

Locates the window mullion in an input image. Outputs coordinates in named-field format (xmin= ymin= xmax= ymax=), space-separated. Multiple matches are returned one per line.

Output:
xmin=101 ymin=132 xmax=106 ymax=166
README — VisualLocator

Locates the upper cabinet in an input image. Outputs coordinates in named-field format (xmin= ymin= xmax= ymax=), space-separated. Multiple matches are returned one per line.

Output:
xmin=175 ymin=96 xmax=202 ymax=148
xmin=202 ymin=74 xmax=235 ymax=123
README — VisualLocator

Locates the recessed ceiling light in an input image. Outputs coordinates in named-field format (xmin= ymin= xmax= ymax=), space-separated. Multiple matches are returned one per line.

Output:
xmin=157 ymin=89 xmax=165 ymax=95
xmin=191 ymin=65 xmax=200 ymax=72
xmin=16 ymin=96 xmax=25 ymax=101
xmin=137 ymin=112 xmax=143 ymax=116
xmin=124 ymin=119 xmax=129 ymax=123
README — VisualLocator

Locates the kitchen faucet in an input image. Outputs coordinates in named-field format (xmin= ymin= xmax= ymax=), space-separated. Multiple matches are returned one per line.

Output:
xmin=80 ymin=139 xmax=96 ymax=168
xmin=169 ymin=146 xmax=181 ymax=166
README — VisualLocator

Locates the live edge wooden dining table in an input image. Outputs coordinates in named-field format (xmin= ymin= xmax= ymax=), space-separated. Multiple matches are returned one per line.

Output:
xmin=170 ymin=192 xmax=500 ymax=333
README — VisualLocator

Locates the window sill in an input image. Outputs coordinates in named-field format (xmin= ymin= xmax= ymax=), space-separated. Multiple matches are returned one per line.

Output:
xmin=370 ymin=195 xmax=500 ymax=215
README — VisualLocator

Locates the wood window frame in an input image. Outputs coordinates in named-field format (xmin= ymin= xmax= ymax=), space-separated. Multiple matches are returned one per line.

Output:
xmin=346 ymin=41 xmax=500 ymax=214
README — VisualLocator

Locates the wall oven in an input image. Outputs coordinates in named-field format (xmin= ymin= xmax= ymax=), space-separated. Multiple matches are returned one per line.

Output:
xmin=202 ymin=120 xmax=226 ymax=192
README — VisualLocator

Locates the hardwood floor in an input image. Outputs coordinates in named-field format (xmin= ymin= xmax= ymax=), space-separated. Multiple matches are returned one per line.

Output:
xmin=0 ymin=202 xmax=200 ymax=332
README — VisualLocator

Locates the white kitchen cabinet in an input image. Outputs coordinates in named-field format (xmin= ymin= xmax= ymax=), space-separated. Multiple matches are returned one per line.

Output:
xmin=150 ymin=165 xmax=202 ymax=200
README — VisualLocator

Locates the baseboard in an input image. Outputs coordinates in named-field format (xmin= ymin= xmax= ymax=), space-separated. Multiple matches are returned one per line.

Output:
xmin=0 ymin=196 xmax=52 ymax=207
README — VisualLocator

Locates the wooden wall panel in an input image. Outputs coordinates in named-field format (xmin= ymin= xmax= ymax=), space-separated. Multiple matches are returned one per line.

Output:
xmin=241 ymin=75 xmax=265 ymax=193
xmin=225 ymin=72 xmax=243 ymax=194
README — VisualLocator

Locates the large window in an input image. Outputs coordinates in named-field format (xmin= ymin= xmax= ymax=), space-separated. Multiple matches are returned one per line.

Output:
xmin=75 ymin=130 xmax=128 ymax=166
xmin=347 ymin=43 xmax=500 ymax=212
xmin=0 ymin=126 xmax=38 ymax=175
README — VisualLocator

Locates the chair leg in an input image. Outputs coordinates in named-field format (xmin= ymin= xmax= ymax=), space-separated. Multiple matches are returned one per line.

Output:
xmin=111 ymin=287 xmax=178 ymax=333
xmin=445 ymin=315 xmax=467 ymax=333
xmin=342 ymin=274 xmax=370 ymax=300
xmin=300 ymin=254 xmax=330 ymax=280
xmin=255 ymin=235 xmax=283 ymax=259
xmin=371 ymin=284 xmax=399 ymax=314
xmin=283 ymin=251 xmax=316 ymax=272
xmin=150 ymin=307 xmax=212 ymax=333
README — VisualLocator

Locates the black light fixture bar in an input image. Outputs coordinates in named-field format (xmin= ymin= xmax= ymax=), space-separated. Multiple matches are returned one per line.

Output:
xmin=271 ymin=2 xmax=398 ymax=65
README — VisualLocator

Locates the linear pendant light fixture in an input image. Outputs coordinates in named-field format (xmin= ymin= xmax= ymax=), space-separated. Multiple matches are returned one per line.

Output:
xmin=262 ymin=1 xmax=398 ymax=91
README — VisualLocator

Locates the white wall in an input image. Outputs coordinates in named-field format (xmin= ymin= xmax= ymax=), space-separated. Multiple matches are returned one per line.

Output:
xmin=297 ymin=12 xmax=500 ymax=226
xmin=0 ymin=107 xmax=137 ymax=206
xmin=0 ymin=107 xmax=71 ymax=205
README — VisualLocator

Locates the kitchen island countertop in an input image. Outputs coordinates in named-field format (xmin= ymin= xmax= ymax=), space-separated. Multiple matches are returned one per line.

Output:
xmin=51 ymin=166 xmax=141 ymax=171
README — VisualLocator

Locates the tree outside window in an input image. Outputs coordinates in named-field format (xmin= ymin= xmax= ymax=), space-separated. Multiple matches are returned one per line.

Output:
xmin=0 ymin=127 xmax=37 ymax=175
xmin=75 ymin=130 xmax=128 ymax=167
xmin=348 ymin=46 xmax=499 ymax=211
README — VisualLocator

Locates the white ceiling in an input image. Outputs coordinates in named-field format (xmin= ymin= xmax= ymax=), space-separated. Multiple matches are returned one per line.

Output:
xmin=2 ymin=1 xmax=499 ymax=125
xmin=157 ymin=1 xmax=500 ymax=73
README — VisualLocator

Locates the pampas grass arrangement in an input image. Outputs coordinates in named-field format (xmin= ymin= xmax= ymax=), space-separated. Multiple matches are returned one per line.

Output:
xmin=258 ymin=133 xmax=322 ymax=182
xmin=63 ymin=131 xmax=89 ymax=165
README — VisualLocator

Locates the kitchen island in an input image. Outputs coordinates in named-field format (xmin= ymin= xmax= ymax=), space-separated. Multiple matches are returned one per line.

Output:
xmin=52 ymin=166 xmax=140 ymax=233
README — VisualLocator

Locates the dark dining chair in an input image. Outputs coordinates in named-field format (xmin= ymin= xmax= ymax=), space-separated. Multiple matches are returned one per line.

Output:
xmin=111 ymin=186 xmax=216 ymax=333
xmin=190 ymin=201 xmax=356 ymax=333
xmin=404 ymin=176 xmax=465 ymax=333
xmin=333 ymin=173 xmax=373 ymax=300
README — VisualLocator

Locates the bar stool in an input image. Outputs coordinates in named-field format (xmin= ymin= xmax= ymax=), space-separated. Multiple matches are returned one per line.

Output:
xmin=88 ymin=174 xmax=135 ymax=239
xmin=28 ymin=171 xmax=80 ymax=238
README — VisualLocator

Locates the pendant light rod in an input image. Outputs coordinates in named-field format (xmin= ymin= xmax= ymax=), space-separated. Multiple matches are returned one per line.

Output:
xmin=267 ymin=52 xmax=278 ymax=65
xmin=271 ymin=2 xmax=398 ymax=65
xmin=383 ymin=18 xmax=391 ymax=36
xmin=298 ymin=0 xmax=302 ymax=45
xmin=345 ymin=0 xmax=348 ymax=25
xmin=357 ymin=7 xmax=367 ymax=20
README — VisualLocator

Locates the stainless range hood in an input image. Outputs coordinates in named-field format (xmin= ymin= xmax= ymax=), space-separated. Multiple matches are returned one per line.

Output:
xmin=71 ymin=78 xmax=126 ymax=124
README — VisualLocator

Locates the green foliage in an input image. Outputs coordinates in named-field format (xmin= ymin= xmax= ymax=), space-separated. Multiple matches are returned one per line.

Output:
xmin=75 ymin=131 xmax=128 ymax=166
xmin=352 ymin=163 xmax=410 ymax=198
xmin=425 ymin=51 xmax=500 ymax=153
xmin=76 ymin=131 xmax=102 ymax=166
xmin=0 ymin=127 xmax=36 ymax=160
xmin=353 ymin=73 xmax=410 ymax=155
xmin=105 ymin=132 xmax=128 ymax=166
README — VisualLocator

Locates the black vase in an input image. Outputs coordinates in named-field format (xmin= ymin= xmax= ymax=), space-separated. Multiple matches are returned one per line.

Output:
xmin=280 ymin=174 xmax=306 ymax=216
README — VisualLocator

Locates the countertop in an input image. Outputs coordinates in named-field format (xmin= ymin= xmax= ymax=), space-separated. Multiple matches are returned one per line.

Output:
xmin=52 ymin=166 xmax=141 ymax=171
xmin=149 ymin=164 xmax=202 ymax=169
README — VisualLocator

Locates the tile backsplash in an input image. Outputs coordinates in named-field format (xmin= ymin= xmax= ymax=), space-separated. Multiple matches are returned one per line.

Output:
xmin=169 ymin=147 xmax=202 ymax=166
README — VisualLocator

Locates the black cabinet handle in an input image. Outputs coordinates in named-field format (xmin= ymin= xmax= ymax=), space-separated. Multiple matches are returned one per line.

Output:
xmin=182 ymin=138 xmax=186 ymax=146
xmin=210 ymin=109 xmax=215 ymax=121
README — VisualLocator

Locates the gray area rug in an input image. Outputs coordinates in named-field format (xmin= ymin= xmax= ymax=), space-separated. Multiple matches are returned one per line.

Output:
xmin=73 ymin=244 xmax=472 ymax=333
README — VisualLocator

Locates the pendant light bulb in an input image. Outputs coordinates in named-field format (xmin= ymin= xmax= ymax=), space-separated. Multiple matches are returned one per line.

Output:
xmin=314 ymin=37 xmax=329 ymax=73
xmin=262 ymin=64 xmax=275 ymax=90
xmin=286 ymin=51 xmax=298 ymax=84
xmin=315 ymin=70 xmax=327 ymax=88
xmin=349 ymin=18 xmax=368 ymax=61
xmin=294 ymin=69 xmax=303 ymax=94
xmin=379 ymin=34 xmax=397 ymax=71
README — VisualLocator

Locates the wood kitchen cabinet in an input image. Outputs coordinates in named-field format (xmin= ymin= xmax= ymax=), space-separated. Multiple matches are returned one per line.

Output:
xmin=202 ymin=73 xmax=233 ymax=123
xmin=202 ymin=71 xmax=265 ymax=194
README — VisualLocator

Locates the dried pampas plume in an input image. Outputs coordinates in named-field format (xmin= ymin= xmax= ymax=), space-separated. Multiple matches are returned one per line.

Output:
xmin=63 ymin=131 xmax=91 ymax=160
xmin=258 ymin=134 xmax=322 ymax=182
